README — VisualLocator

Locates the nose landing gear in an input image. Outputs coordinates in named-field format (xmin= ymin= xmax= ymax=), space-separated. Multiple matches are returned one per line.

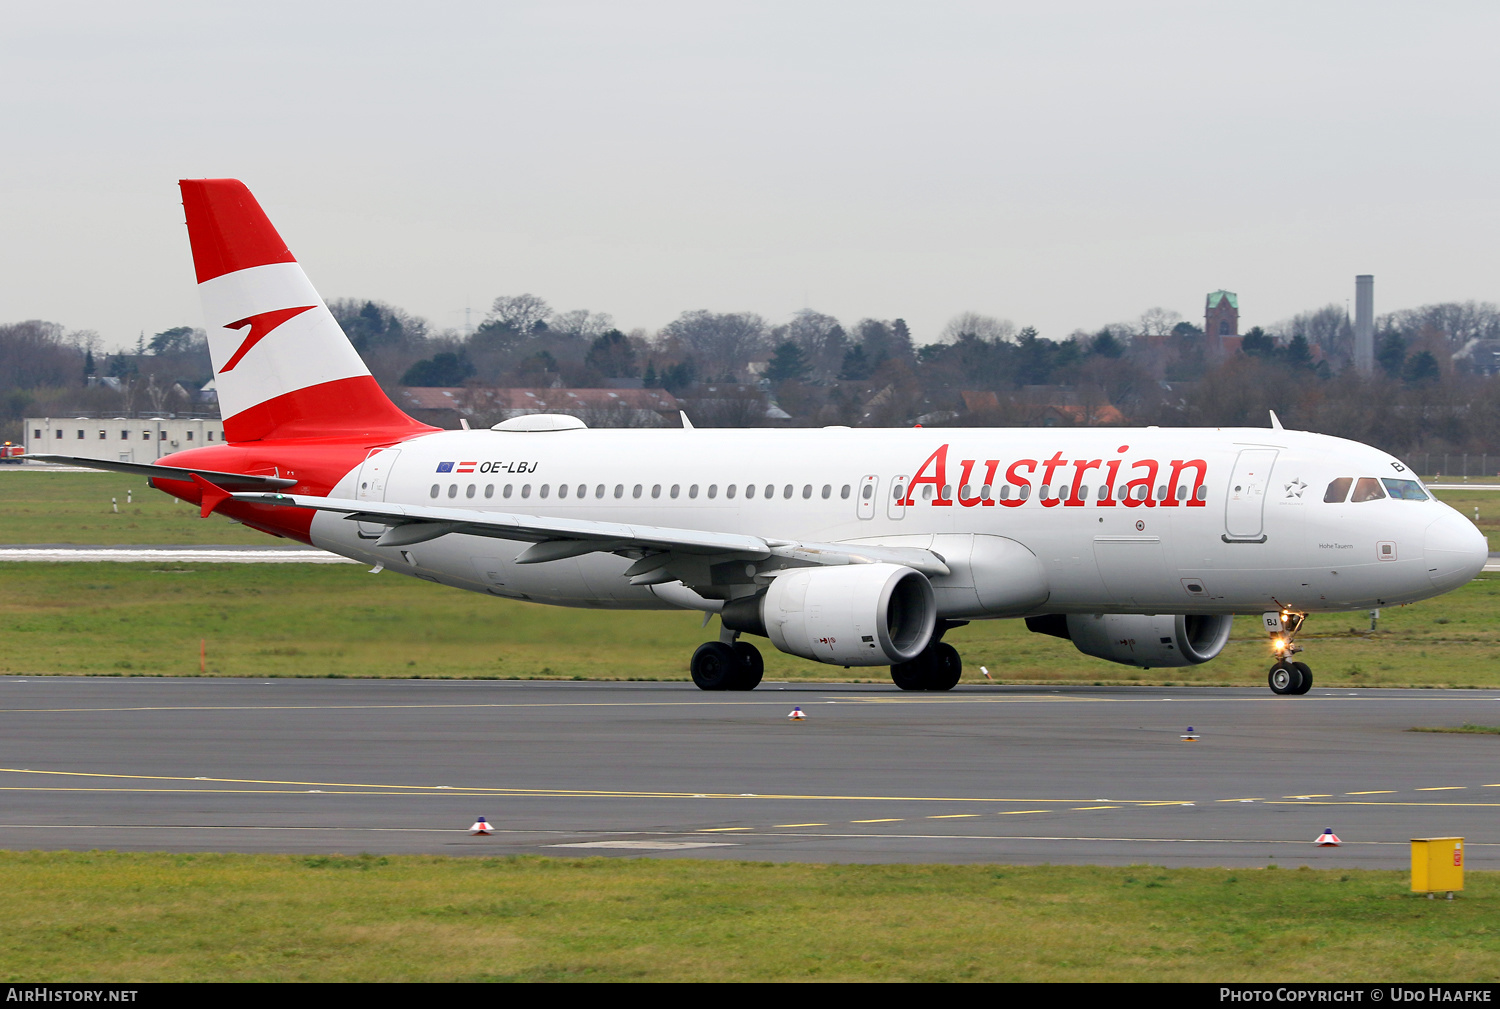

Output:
xmin=1264 ymin=610 xmax=1312 ymax=695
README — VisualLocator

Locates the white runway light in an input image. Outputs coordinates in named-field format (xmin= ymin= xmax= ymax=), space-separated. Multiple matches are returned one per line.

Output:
xmin=788 ymin=707 xmax=806 ymax=721
xmin=1314 ymin=828 xmax=1342 ymax=846
xmin=469 ymin=817 xmax=493 ymax=835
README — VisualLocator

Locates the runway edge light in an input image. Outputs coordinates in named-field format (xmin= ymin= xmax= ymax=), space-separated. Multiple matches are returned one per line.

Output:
xmin=1181 ymin=726 xmax=1199 ymax=741
xmin=469 ymin=817 xmax=493 ymax=836
xmin=788 ymin=707 xmax=806 ymax=721
xmin=1314 ymin=828 xmax=1341 ymax=846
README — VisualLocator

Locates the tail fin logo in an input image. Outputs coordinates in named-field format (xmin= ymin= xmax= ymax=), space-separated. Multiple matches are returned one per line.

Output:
xmin=219 ymin=305 xmax=317 ymax=373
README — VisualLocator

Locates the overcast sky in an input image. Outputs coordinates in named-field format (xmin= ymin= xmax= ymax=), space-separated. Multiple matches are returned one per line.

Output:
xmin=2 ymin=1 xmax=1497 ymax=351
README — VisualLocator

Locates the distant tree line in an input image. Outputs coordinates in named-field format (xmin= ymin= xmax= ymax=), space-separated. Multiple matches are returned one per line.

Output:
xmin=7 ymin=295 xmax=1500 ymax=466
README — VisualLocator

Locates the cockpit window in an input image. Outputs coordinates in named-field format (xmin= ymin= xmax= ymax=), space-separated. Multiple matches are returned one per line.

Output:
xmin=1382 ymin=478 xmax=1429 ymax=501
xmin=1351 ymin=477 xmax=1387 ymax=503
xmin=1324 ymin=477 xmax=1352 ymax=503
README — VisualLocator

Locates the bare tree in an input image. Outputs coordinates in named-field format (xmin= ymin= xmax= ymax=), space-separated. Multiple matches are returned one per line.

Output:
xmin=487 ymin=294 xmax=552 ymax=334
xmin=937 ymin=312 xmax=1016 ymax=344
xmin=775 ymin=309 xmax=846 ymax=380
xmin=549 ymin=309 xmax=615 ymax=339
xmin=659 ymin=310 xmax=768 ymax=380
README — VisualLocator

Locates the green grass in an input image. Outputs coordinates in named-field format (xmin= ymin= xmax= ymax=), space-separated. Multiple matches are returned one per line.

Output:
xmin=1410 ymin=725 xmax=1500 ymax=735
xmin=0 ymin=471 xmax=268 ymax=545
xmin=1 ymin=852 xmax=1496 ymax=982
xmin=5 ymin=561 xmax=1500 ymax=686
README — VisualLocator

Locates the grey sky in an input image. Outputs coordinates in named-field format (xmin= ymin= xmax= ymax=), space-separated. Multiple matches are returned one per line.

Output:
xmin=2 ymin=2 xmax=1497 ymax=351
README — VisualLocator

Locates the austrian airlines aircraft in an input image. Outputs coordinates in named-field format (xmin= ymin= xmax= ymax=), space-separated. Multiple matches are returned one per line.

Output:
xmin=41 ymin=180 xmax=1489 ymax=695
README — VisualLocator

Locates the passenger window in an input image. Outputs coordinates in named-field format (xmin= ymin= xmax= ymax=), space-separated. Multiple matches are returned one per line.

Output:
xmin=802 ymin=484 xmax=812 ymax=499
xmin=1324 ymin=478 xmax=1352 ymax=503
xmin=783 ymin=484 xmax=794 ymax=499
xmin=576 ymin=484 xmax=586 ymax=499
xmin=1196 ymin=485 xmax=1207 ymax=501
xmin=595 ymin=484 xmax=605 ymax=498
xmin=726 ymin=484 xmax=737 ymax=499
xmin=1078 ymin=485 xmax=1089 ymax=501
xmin=689 ymin=484 xmax=699 ymax=499
xmin=764 ymin=484 xmax=774 ymax=499
xmin=484 ymin=484 xmax=494 ymax=499
xmin=521 ymin=484 xmax=532 ymax=499
xmin=922 ymin=485 xmax=934 ymax=500
xmin=862 ymin=484 xmax=874 ymax=500
xmin=708 ymin=484 xmax=718 ymax=499
xmin=821 ymin=484 xmax=831 ymax=499
xmin=558 ymin=484 xmax=568 ymax=499
xmin=447 ymin=485 xmax=458 ymax=499
xmin=466 ymin=484 xmax=476 ymax=499
xmin=539 ymin=485 xmax=549 ymax=498
xmin=1019 ymin=485 xmax=1031 ymax=500
xmin=504 ymin=484 xmax=513 ymax=498
xmin=893 ymin=484 xmax=905 ymax=500
xmin=651 ymin=484 xmax=661 ymax=499
xmin=999 ymin=485 xmax=1011 ymax=500
xmin=632 ymin=484 xmax=642 ymax=498
xmin=745 ymin=484 xmax=756 ymax=499
xmin=980 ymin=485 xmax=992 ymax=501
xmin=429 ymin=484 xmax=439 ymax=499
xmin=1381 ymin=478 xmax=1428 ymax=501
xmin=671 ymin=484 xmax=680 ymax=499
xmin=614 ymin=484 xmax=624 ymax=498
xmin=1351 ymin=477 xmax=1386 ymax=503
xmin=841 ymin=485 xmax=851 ymax=499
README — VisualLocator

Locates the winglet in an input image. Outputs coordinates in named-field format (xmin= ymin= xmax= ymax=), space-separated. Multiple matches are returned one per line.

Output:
xmin=1269 ymin=410 xmax=1284 ymax=431
xmin=680 ymin=410 xmax=694 ymax=430
xmin=190 ymin=473 xmax=233 ymax=518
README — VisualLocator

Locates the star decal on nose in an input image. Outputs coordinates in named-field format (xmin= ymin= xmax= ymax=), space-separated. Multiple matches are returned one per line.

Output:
xmin=1284 ymin=478 xmax=1307 ymax=498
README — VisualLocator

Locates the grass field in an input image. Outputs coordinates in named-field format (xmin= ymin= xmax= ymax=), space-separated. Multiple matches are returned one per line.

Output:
xmin=5 ymin=561 xmax=1500 ymax=686
xmin=0 ymin=470 xmax=268 ymax=546
xmin=1 ymin=852 xmax=1496 ymax=982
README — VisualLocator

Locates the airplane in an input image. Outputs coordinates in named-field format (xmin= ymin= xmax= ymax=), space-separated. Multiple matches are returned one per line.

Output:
xmin=37 ymin=179 xmax=1489 ymax=696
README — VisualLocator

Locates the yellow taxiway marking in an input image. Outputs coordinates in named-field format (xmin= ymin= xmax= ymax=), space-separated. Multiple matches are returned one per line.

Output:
xmin=851 ymin=818 xmax=904 ymax=823
xmin=1216 ymin=798 xmax=1264 ymax=803
xmin=998 ymin=810 xmax=1048 ymax=815
xmin=1137 ymin=801 xmax=1194 ymax=806
xmin=928 ymin=814 xmax=981 ymax=819
xmin=1271 ymin=801 xmax=1500 ymax=808
xmin=697 ymin=827 xmax=752 ymax=832
xmin=0 ymin=768 xmax=1195 ymax=806
xmin=773 ymin=823 xmax=827 ymax=828
xmin=1284 ymin=794 xmax=1332 ymax=799
xmin=1416 ymin=786 xmax=1466 ymax=791
xmin=1072 ymin=805 xmax=1119 ymax=810
xmin=1345 ymin=790 xmax=1396 ymax=795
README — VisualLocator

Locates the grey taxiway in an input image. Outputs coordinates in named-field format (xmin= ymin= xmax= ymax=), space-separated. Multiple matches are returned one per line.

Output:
xmin=1 ymin=677 xmax=1496 ymax=867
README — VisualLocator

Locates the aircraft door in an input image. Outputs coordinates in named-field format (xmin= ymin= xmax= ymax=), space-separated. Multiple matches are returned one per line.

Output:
xmin=1224 ymin=448 xmax=1277 ymax=542
xmin=887 ymin=474 xmax=910 ymax=519
xmin=355 ymin=448 xmax=401 ymax=538
xmin=857 ymin=474 xmax=879 ymax=520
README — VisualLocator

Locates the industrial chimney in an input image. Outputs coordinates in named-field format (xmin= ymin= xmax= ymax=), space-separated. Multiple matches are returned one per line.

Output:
xmin=1354 ymin=275 xmax=1374 ymax=373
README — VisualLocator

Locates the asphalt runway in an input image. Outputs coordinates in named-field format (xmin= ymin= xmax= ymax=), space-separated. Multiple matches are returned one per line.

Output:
xmin=0 ymin=677 xmax=1497 ymax=867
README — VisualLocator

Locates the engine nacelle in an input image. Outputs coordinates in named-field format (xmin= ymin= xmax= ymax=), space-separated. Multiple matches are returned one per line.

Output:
xmin=1026 ymin=613 xmax=1234 ymax=669
xmin=724 ymin=563 xmax=937 ymax=666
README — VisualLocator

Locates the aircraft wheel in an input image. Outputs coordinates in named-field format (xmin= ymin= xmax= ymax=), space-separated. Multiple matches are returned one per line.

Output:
xmin=730 ymin=642 xmax=764 ymax=691
xmin=890 ymin=655 xmax=931 ymax=691
xmin=1291 ymin=661 xmax=1313 ymax=695
xmin=691 ymin=641 xmax=741 ymax=691
xmin=1268 ymin=660 xmax=1300 ymax=695
xmin=926 ymin=642 xmax=962 ymax=691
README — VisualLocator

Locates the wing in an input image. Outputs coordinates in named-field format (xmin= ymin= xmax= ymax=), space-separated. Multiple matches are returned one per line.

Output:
xmin=28 ymin=454 xmax=297 ymax=490
xmin=232 ymin=491 xmax=950 ymax=595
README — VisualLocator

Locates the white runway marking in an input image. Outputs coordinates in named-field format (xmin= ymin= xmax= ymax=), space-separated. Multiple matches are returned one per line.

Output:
xmin=0 ymin=547 xmax=353 ymax=564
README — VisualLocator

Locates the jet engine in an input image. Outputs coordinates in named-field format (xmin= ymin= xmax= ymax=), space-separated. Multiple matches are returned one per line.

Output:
xmin=1025 ymin=613 xmax=1233 ymax=669
xmin=722 ymin=563 xmax=937 ymax=666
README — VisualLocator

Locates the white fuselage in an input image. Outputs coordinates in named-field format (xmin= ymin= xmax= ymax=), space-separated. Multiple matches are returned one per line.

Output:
xmin=309 ymin=426 xmax=1486 ymax=618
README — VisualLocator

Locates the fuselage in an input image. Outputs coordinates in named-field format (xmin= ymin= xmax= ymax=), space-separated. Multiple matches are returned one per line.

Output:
xmin=164 ymin=424 xmax=1488 ymax=619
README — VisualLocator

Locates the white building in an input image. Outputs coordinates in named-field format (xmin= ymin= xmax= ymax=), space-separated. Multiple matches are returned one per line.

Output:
xmin=25 ymin=416 xmax=225 ymax=463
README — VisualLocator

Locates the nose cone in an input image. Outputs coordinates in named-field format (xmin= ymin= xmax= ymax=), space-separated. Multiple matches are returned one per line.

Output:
xmin=1425 ymin=511 xmax=1489 ymax=593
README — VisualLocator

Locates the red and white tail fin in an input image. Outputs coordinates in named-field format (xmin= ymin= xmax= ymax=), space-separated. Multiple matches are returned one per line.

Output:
xmin=180 ymin=179 xmax=430 ymax=443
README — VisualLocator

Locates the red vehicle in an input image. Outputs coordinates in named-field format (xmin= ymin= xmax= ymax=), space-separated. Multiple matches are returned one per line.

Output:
xmin=0 ymin=443 xmax=24 ymax=463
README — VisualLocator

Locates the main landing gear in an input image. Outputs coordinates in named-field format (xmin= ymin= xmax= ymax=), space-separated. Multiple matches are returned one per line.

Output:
xmin=891 ymin=621 xmax=968 ymax=691
xmin=1264 ymin=609 xmax=1313 ymax=695
xmin=690 ymin=631 xmax=764 ymax=691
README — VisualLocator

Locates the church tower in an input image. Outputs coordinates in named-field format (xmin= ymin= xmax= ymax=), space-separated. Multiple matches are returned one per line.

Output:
xmin=1205 ymin=290 xmax=1239 ymax=357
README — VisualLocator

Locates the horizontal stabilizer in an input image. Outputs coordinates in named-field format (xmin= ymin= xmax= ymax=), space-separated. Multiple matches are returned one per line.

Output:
xmin=28 ymin=454 xmax=296 ymax=490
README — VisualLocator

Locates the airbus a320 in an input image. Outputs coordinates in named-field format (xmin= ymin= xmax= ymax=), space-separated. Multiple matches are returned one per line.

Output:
xmin=39 ymin=180 xmax=1490 ymax=695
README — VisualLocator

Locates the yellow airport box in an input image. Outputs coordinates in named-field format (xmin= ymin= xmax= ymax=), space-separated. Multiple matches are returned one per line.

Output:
xmin=1411 ymin=837 xmax=1464 ymax=895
